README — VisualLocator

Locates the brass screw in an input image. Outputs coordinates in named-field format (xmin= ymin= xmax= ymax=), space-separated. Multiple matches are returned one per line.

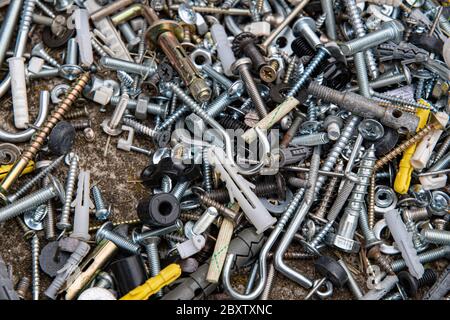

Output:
xmin=0 ymin=73 xmax=91 ymax=203
xmin=367 ymin=245 xmax=395 ymax=275
xmin=368 ymin=173 xmax=376 ymax=230
xmin=89 ymin=218 xmax=141 ymax=232
xmin=378 ymin=101 xmax=416 ymax=113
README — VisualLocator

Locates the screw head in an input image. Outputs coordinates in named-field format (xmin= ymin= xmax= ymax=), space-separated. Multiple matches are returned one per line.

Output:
xmin=141 ymin=236 xmax=160 ymax=246
xmin=31 ymin=42 xmax=45 ymax=56
xmin=230 ymin=57 xmax=252 ymax=75
xmin=49 ymin=175 xmax=65 ymax=204
xmin=227 ymin=80 xmax=244 ymax=98
xmin=358 ymin=119 xmax=384 ymax=141
xmin=96 ymin=221 xmax=114 ymax=243
xmin=292 ymin=17 xmax=316 ymax=37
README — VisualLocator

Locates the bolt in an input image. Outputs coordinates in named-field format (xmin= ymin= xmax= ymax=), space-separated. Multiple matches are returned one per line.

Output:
xmin=118 ymin=22 xmax=141 ymax=48
xmin=231 ymin=58 xmax=268 ymax=119
xmin=202 ymin=64 xmax=233 ymax=89
xmin=291 ymin=132 xmax=330 ymax=146
xmin=368 ymin=245 xmax=395 ymax=275
xmin=100 ymin=56 xmax=156 ymax=78
xmin=91 ymin=185 xmax=110 ymax=221
xmin=0 ymin=177 xmax=63 ymax=224
xmin=96 ymin=222 xmax=141 ymax=255
xmin=16 ymin=276 xmax=30 ymax=300
xmin=340 ymin=21 xmax=404 ymax=56
xmin=70 ymin=119 xmax=91 ymax=131
xmin=421 ymin=229 xmax=450 ymax=246
xmin=391 ymin=246 xmax=450 ymax=272
xmin=57 ymin=154 xmax=78 ymax=230
xmin=31 ymin=42 xmax=61 ymax=68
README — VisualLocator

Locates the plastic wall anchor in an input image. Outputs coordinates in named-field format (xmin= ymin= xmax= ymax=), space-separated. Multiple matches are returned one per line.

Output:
xmin=120 ymin=264 xmax=182 ymax=300
xmin=28 ymin=57 xmax=45 ymax=74
xmin=44 ymin=241 xmax=90 ymax=300
xmin=244 ymin=21 xmax=272 ymax=37
xmin=8 ymin=57 xmax=29 ymax=129
xmin=208 ymin=147 xmax=276 ymax=234
xmin=359 ymin=275 xmax=399 ymax=300
xmin=78 ymin=287 xmax=116 ymax=300
xmin=410 ymin=112 xmax=449 ymax=170
xmin=71 ymin=170 xmax=94 ymax=242
xmin=84 ymin=0 xmax=132 ymax=61
xmin=419 ymin=174 xmax=447 ymax=190
xmin=73 ymin=9 xmax=94 ymax=67
xmin=242 ymin=96 xmax=299 ymax=143
xmin=210 ymin=24 xmax=236 ymax=76
xmin=384 ymin=209 xmax=424 ymax=279
xmin=394 ymin=107 xmax=430 ymax=194
xmin=176 ymin=235 xmax=206 ymax=259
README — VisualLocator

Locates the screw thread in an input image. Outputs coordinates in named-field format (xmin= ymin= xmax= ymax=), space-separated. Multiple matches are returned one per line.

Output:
xmin=59 ymin=156 xmax=78 ymax=229
xmin=92 ymin=185 xmax=106 ymax=210
xmin=310 ymin=220 xmax=334 ymax=248
xmin=145 ymin=243 xmax=161 ymax=278
xmin=283 ymin=56 xmax=297 ymax=84
xmin=368 ymin=174 xmax=376 ymax=229
xmin=238 ymin=66 xmax=268 ymax=118
xmin=260 ymin=263 xmax=275 ymax=300
xmin=202 ymin=64 xmax=233 ymax=88
xmin=207 ymin=92 xmax=234 ymax=118
xmin=100 ymin=56 xmax=155 ymax=77
xmin=287 ymin=48 xmax=329 ymax=98
xmin=391 ymin=246 xmax=450 ymax=272
xmin=313 ymin=165 xmax=341 ymax=219
xmin=122 ymin=117 xmax=156 ymax=138
xmin=101 ymin=230 xmax=140 ymax=255
xmin=291 ymin=132 xmax=330 ymax=146
xmin=65 ymin=108 xmax=89 ymax=120
xmin=422 ymin=229 xmax=450 ymax=246
xmin=0 ymin=186 xmax=58 ymax=223
xmin=164 ymin=233 xmax=188 ymax=242
xmin=157 ymin=105 xmax=189 ymax=131
xmin=35 ymin=0 xmax=55 ymax=18
xmin=433 ymin=136 xmax=450 ymax=165
xmin=197 ymin=193 xmax=239 ymax=221
xmin=16 ymin=276 xmax=30 ymax=299
xmin=418 ymin=269 xmax=437 ymax=287
xmin=8 ymin=155 xmax=65 ymax=202
xmin=20 ymin=0 xmax=37 ymax=33
xmin=31 ymin=234 xmax=40 ymax=300
xmin=327 ymin=178 xmax=357 ymax=221
xmin=202 ymin=147 xmax=213 ymax=193
xmin=171 ymin=180 xmax=190 ymax=200
xmin=161 ymin=175 xmax=171 ymax=193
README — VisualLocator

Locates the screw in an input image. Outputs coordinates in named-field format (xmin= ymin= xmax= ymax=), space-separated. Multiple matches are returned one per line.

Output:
xmin=91 ymin=185 xmax=110 ymax=221
xmin=340 ymin=21 xmax=404 ymax=56
xmin=31 ymin=42 xmax=61 ymax=68
xmin=202 ymin=147 xmax=213 ymax=193
xmin=391 ymin=246 xmax=450 ymax=272
xmin=64 ymin=106 xmax=89 ymax=120
xmin=70 ymin=119 xmax=91 ymax=130
xmin=100 ymin=56 xmax=156 ymax=78
xmin=231 ymin=58 xmax=269 ymax=119
xmin=96 ymin=221 xmax=141 ymax=255
xmin=110 ymin=96 xmax=166 ymax=116
xmin=57 ymin=154 xmax=78 ymax=230
xmin=202 ymin=64 xmax=233 ymax=88
xmin=421 ymin=229 xmax=450 ymax=246
xmin=171 ymin=181 xmax=190 ymax=201
xmin=368 ymin=245 xmax=395 ymax=275
xmin=30 ymin=234 xmax=40 ymax=300
xmin=6 ymin=154 xmax=65 ymax=203
xmin=0 ymin=178 xmax=63 ymax=224
xmin=101 ymin=92 xmax=129 ymax=136
xmin=15 ymin=217 xmax=35 ymax=241
xmin=398 ymin=269 xmax=437 ymax=296
xmin=35 ymin=0 xmax=56 ymax=18
xmin=16 ymin=276 xmax=30 ymax=299
xmin=131 ymin=220 xmax=183 ymax=243
xmin=291 ymin=132 xmax=330 ymax=146
xmin=0 ymin=73 xmax=90 ymax=201
xmin=142 ymin=237 xmax=162 ymax=297
xmin=94 ymin=272 xmax=114 ymax=289
xmin=122 ymin=116 xmax=169 ymax=148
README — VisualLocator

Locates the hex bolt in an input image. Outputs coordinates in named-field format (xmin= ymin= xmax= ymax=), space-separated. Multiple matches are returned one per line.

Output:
xmin=96 ymin=222 xmax=141 ymax=255
xmin=30 ymin=234 xmax=40 ymax=301
xmin=100 ymin=56 xmax=156 ymax=77
xmin=131 ymin=219 xmax=183 ymax=243
xmin=0 ymin=178 xmax=63 ymax=224
xmin=142 ymin=237 xmax=162 ymax=297
xmin=57 ymin=154 xmax=78 ymax=231
xmin=340 ymin=21 xmax=404 ymax=56
xmin=91 ymin=185 xmax=110 ymax=221
xmin=391 ymin=246 xmax=450 ymax=272
xmin=231 ymin=58 xmax=269 ymax=119
xmin=31 ymin=42 xmax=61 ymax=68
xmin=7 ymin=155 xmax=65 ymax=203
xmin=122 ymin=116 xmax=169 ymax=147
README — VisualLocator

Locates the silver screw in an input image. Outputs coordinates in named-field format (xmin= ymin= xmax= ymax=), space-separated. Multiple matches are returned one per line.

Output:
xmin=340 ymin=20 xmax=404 ymax=56
xmin=0 ymin=178 xmax=63 ymax=224
xmin=122 ymin=116 xmax=170 ymax=148
xmin=91 ymin=185 xmax=110 ymax=221
xmin=421 ymin=229 xmax=450 ymax=246
xmin=31 ymin=42 xmax=61 ymax=68
xmin=100 ymin=56 xmax=157 ymax=78
xmin=391 ymin=246 xmax=450 ymax=272
xmin=96 ymin=222 xmax=141 ymax=255
xmin=291 ymin=132 xmax=330 ymax=146
xmin=202 ymin=64 xmax=233 ymax=88
xmin=30 ymin=234 xmax=40 ymax=300
xmin=131 ymin=220 xmax=183 ymax=243
xmin=142 ymin=237 xmax=162 ymax=297
xmin=94 ymin=272 xmax=114 ymax=289
xmin=57 ymin=154 xmax=78 ymax=230
xmin=171 ymin=181 xmax=190 ymax=201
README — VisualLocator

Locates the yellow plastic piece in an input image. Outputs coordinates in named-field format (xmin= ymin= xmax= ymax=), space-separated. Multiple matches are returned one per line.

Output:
xmin=0 ymin=161 xmax=35 ymax=181
xmin=394 ymin=101 xmax=430 ymax=194
xmin=120 ymin=264 xmax=181 ymax=300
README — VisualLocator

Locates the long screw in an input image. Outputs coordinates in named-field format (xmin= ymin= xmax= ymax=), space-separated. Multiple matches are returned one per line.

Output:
xmin=142 ymin=237 xmax=162 ymax=297
xmin=30 ymin=234 xmax=40 ymax=300
xmin=57 ymin=155 xmax=78 ymax=230
xmin=391 ymin=246 xmax=450 ymax=272
xmin=42 ymin=176 xmax=56 ymax=241
xmin=0 ymin=73 xmax=90 ymax=201
xmin=6 ymin=155 xmax=65 ymax=203
xmin=91 ymin=185 xmax=110 ymax=221
xmin=96 ymin=223 xmax=141 ymax=255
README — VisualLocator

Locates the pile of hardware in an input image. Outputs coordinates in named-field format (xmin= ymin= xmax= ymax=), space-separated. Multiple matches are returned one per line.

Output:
xmin=0 ymin=0 xmax=449 ymax=300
